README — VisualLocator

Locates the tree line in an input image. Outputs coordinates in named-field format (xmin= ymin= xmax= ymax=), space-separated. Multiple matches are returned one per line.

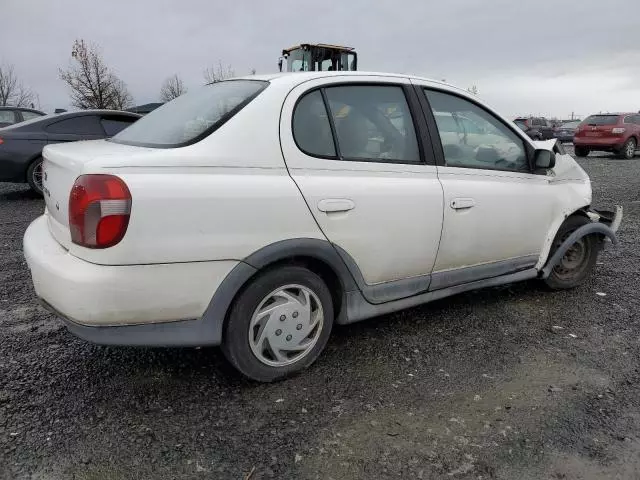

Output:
xmin=0 ymin=38 xmax=244 ymax=111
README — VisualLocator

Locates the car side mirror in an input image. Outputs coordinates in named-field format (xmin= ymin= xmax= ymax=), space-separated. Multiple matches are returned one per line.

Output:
xmin=534 ymin=149 xmax=555 ymax=169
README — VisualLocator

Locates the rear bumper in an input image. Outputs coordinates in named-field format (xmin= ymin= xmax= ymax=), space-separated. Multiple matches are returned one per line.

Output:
xmin=573 ymin=137 xmax=626 ymax=150
xmin=24 ymin=215 xmax=238 ymax=341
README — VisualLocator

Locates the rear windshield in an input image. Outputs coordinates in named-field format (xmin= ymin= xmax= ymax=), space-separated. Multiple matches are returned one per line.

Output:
xmin=111 ymin=80 xmax=268 ymax=148
xmin=583 ymin=115 xmax=619 ymax=126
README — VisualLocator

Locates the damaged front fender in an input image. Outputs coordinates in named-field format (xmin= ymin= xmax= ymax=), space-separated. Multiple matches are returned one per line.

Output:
xmin=540 ymin=206 xmax=623 ymax=279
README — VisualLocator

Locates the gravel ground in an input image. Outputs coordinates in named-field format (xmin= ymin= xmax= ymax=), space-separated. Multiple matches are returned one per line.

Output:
xmin=1 ymin=153 xmax=639 ymax=480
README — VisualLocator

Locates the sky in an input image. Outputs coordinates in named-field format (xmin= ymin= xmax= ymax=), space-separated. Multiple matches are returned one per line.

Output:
xmin=2 ymin=0 xmax=639 ymax=119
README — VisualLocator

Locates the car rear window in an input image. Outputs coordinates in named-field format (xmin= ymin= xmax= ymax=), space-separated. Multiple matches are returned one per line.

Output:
xmin=583 ymin=115 xmax=619 ymax=126
xmin=111 ymin=80 xmax=268 ymax=148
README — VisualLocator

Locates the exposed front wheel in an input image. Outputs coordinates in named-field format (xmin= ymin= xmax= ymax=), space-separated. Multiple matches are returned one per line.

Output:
xmin=574 ymin=146 xmax=590 ymax=157
xmin=26 ymin=157 xmax=44 ymax=196
xmin=221 ymin=266 xmax=334 ymax=382
xmin=544 ymin=216 xmax=600 ymax=290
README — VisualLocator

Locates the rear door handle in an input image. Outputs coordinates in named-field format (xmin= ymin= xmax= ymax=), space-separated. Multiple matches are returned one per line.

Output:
xmin=318 ymin=198 xmax=355 ymax=213
xmin=451 ymin=198 xmax=475 ymax=210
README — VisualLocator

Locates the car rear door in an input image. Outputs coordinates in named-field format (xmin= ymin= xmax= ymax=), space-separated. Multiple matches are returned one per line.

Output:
xmin=415 ymin=84 xmax=556 ymax=289
xmin=280 ymin=76 xmax=444 ymax=301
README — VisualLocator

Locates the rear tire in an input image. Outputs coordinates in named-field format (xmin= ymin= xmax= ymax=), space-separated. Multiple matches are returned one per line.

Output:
xmin=574 ymin=146 xmax=590 ymax=157
xmin=221 ymin=266 xmax=334 ymax=382
xmin=26 ymin=157 xmax=44 ymax=196
xmin=544 ymin=216 xmax=600 ymax=290
xmin=620 ymin=138 xmax=636 ymax=159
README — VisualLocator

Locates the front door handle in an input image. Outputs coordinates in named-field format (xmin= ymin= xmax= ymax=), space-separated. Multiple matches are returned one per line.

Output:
xmin=451 ymin=198 xmax=475 ymax=210
xmin=318 ymin=198 xmax=355 ymax=213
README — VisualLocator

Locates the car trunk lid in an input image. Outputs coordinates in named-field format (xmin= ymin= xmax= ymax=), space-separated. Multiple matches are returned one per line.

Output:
xmin=42 ymin=139 xmax=152 ymax=249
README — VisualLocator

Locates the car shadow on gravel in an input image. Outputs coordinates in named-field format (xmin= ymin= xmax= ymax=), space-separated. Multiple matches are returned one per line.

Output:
xmin=76 ymin=281 xmax=544 ymax=380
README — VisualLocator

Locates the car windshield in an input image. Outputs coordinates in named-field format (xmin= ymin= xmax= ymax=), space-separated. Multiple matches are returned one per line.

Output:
xmin=583 ymin=115 xmax=619 ymax=126
xmin=560 ymin=121 xmax=580 ymax=129
xmin=112 ymin=80 xmax=268 ymax=148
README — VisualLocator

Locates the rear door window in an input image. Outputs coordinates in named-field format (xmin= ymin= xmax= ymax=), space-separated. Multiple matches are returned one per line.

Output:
xmin=46 ymin=116 xmax=104 ymax=135
xmin=324 ymin=85 xmax=420 ymax=163
xmin=291 ymin=84 xmax=421 ymax=164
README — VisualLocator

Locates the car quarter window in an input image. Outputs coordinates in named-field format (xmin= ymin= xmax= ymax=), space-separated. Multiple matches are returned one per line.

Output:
xmin=292 ymin=90 xmax=337 ymax=157
xmin=46 ymin=115 xmax=104 ymax=135
xmin=100 ymin=116 xmax=137 ymax=137
xmin=424 ymin=89 xmax=529 ymax=172
xmin=624 ymin=115 xmax=634 ymax=124
xmin=292 ymin=84 xmax=420 ymax=164
xmin=21 ymin=111 xmax=42 ymax=121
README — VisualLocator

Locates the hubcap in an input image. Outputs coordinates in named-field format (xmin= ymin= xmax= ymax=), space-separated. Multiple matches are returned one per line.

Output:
xmin=248 ymin=284 xmax=323 ymax=367
xmin=32 ymin=162 xmax=43 ymax=191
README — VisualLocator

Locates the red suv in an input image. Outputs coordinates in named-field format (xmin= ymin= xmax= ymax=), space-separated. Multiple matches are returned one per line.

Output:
xmin=574 ymin=113 xmax=640 ymax=159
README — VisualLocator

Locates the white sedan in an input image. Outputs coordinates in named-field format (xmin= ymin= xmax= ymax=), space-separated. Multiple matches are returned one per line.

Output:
xmin=24 ymin=72 xmax=622 ymax=381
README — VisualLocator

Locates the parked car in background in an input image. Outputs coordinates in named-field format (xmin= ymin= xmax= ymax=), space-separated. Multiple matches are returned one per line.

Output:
xmin=574 ymin=113 xmax=640 ymax=159
xmin=513 ymin=117 xmax=555 ymax=140
xmin=23 ymin=72 xmax=621 ymax=382
xmin=0 ymin=110 xmax=140 ymax=194
xmin=0 ymin=106 xmax=46 ymax=128
xmin=554 ymin=120 xmax=581 ymax=143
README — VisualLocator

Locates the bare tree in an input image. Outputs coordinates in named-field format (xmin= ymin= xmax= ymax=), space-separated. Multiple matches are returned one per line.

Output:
xmin=203 ymin=61 xmax=234 ymax=84
xmin=110 ymin=78 xmax=134 ymax=110
xmin=160 ymin=74 xmax=187 ymax=102
xmin=59 ymin=39 xmax=134 ymax=110
xmin=0 ymin=64 xmax=37 ymax=107
xmin=467 ymin=85 xmax=479 ymax=95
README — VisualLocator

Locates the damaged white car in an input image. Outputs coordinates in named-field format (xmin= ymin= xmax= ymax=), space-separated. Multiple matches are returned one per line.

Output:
xmin=24 ymin=72 xmax=622 ymax=381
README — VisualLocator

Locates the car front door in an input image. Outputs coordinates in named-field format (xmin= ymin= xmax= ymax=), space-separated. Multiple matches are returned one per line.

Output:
xmin=280 ymin=77 xmax=444 ymax=302
xmin=416 ymin=85 xmax=556 ymax=289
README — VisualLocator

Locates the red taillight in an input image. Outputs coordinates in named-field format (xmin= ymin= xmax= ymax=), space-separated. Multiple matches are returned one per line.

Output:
xmin=69 ymin=174 xmax=131 ymax=248
xmin=0 ymin=137 xmax=4 ymax=145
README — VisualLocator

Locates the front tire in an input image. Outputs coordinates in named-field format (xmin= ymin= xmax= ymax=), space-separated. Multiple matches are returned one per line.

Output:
xmin=26 ymin=157 xmax=44 ymax=196
xmin=221 ymin=266 xmax=334 ymax=382
xmin=544 ymin=216 xmax=600 ymax=290
xmin=574 ymin=146 xmax=590 ymax=157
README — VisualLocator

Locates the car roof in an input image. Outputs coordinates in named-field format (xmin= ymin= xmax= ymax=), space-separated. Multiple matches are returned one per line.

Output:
xmin=236 ymin=71 xmax=471 ymax=95
xmin=586 ymin=113 xmax=633 ymax=116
